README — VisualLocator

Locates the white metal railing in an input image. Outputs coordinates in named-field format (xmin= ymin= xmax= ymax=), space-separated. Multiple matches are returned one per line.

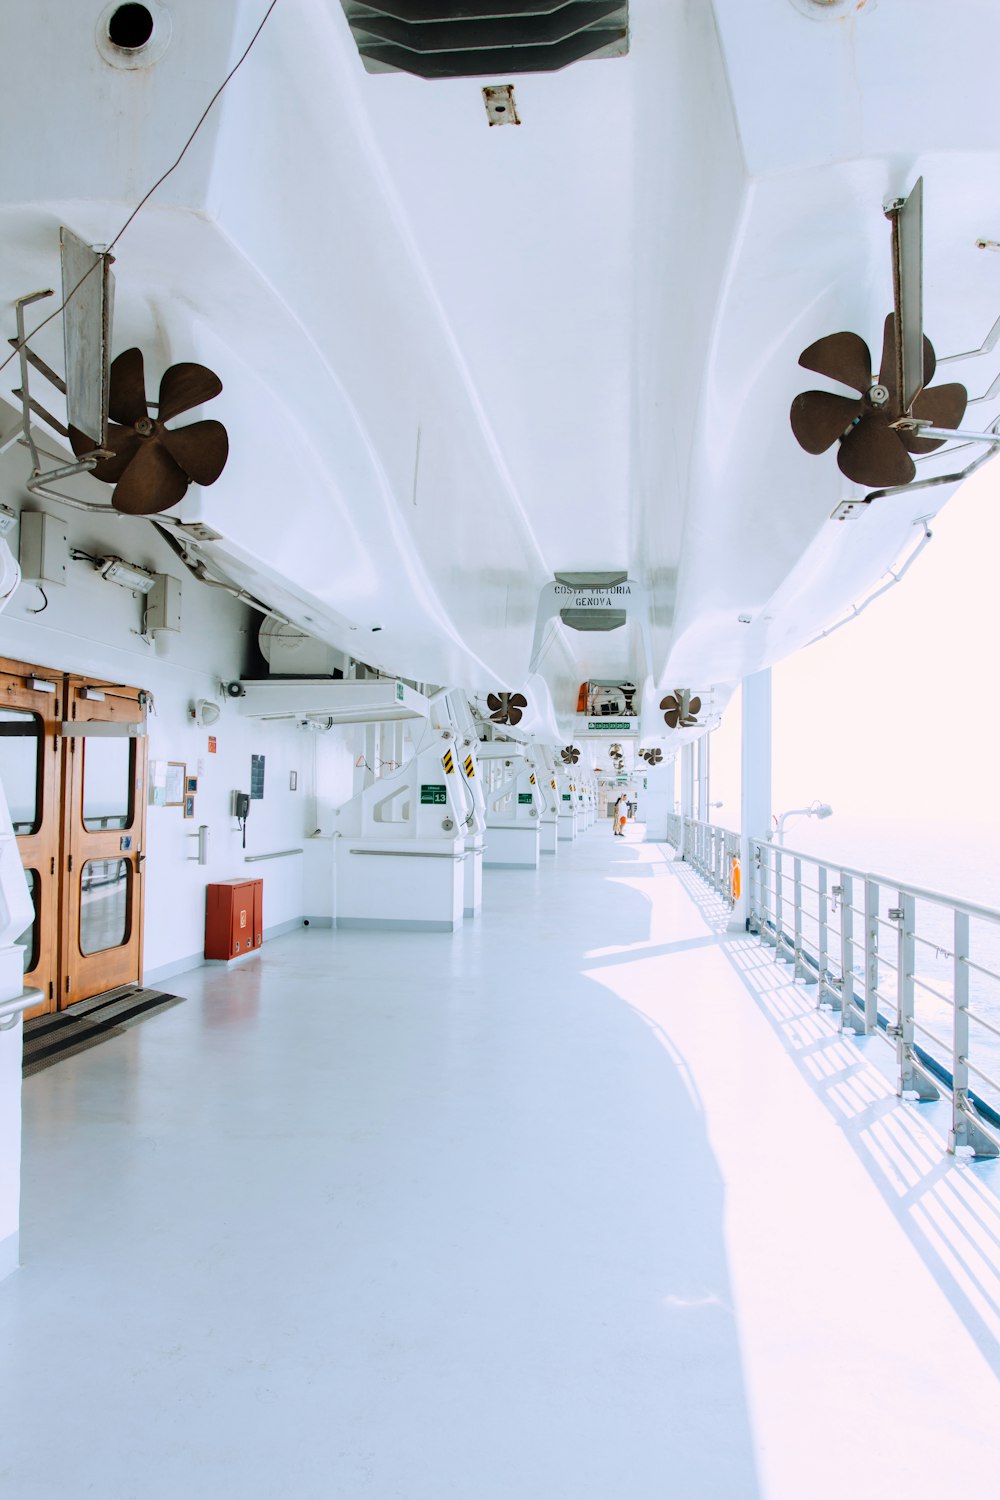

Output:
xmin=669 ymin=816 xmax=1000 ymax=1159
xmin=664 ymin=814 xmax=741 ymax=905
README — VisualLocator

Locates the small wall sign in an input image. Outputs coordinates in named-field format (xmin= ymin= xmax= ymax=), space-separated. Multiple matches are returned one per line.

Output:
xmin=420 ymin=783 xmax=447 ymax=805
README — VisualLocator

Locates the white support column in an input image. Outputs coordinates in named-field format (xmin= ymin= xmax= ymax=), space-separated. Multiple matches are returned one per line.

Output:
xmin=731 ymin=667 xmax=771 ymax=932
xmin=679 ymin=743 xmax=695 ymax=860
xmin=696 ymin=735 xmax=710 ymax=823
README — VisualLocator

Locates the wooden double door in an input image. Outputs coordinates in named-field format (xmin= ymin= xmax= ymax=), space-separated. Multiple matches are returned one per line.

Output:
xmin=0 ymin=656 xmax=147 ymax=1020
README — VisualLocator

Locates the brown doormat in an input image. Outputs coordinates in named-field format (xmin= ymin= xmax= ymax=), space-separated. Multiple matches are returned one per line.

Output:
xmin=22 ymin=986 xmax=184 ymax=1076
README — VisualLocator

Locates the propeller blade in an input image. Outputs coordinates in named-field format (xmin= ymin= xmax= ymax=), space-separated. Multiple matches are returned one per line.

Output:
xmin=837 ymin=416 xmax=915 ymax=488
xmin=660 ymin=695 xmax=678 ymax=712
xmin=509 ymin=693 xmax=527 ymax=710
xmin=158 ymin=420 xmax=229 ymax=486
xmin=688 ymin=697 xmax=702 ymax=717
xmin=790 ymin=391 xmax=865 ymax=455
xmin=157 ymin=363 xmax=223 ymax=423
xmin=486 ymin=693 xmax=503 ymax=712
xmin=111 ymin=441 xmax=190 ymax=516
xmin=507 ymin=706 xmax=522 ymax=725
xmin=664 ymin=710 xmax=679 ymax=728
xmin=901 ymin=381 xmax=969 ymax=453
xmin=798 ymin=332 xmax=872 ymax=393
xmin=108 ymin=348 xmax=149 ymax=427
xmin=69 ymin=422 xmax=142 ymax=483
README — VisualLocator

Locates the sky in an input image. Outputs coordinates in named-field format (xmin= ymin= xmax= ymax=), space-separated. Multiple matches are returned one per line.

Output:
xmin=709 ymin=456 xmax=1000 ymax=840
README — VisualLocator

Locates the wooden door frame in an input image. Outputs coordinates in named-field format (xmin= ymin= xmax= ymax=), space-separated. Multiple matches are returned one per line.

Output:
xmin=0 ymin=657 xmax=63 ymax=1019
xmin=61 ymin=676 xmax=148 ymax=1007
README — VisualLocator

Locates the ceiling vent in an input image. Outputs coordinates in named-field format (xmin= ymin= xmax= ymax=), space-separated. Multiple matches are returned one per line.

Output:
xmin=339 ymin=2 xmax=629 ymax=79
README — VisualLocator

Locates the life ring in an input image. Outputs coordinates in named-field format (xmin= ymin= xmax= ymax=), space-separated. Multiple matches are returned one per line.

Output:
xmin=730 ymin=857 xmax=741 ymax=903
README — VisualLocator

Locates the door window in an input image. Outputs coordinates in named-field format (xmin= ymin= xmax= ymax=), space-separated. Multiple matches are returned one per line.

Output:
xmin=79 ymin=859 xmax=130 ymax=954
xmin=0 ymin=709 xmax=43 ymax=833
xmin=82 ymin=736 xmax=134 ymax=831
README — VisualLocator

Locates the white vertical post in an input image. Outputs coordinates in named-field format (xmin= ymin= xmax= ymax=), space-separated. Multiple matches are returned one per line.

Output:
xmin=863 ymin=878 xmax=879 ymax=1035
xmin=840 ymin=873 xmax=856 ymax=1032
xmin=817 ymin=865 xmax=833 ymax=1007
xmin=696 ymin=735 xmax=710 ymax=823
xmin=680 ymin=743 xmax=695 ymax=860
xmin=732 ymin=669 xmax=771 ymax=933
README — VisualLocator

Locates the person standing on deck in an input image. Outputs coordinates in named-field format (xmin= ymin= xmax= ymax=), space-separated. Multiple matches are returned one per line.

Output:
xmin=614 ymin=793 xmax=628 ymax=836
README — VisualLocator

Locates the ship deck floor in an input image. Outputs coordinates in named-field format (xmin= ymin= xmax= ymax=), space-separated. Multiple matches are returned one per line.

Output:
xmin=3 ymin=827 xmax=999 ymax=1498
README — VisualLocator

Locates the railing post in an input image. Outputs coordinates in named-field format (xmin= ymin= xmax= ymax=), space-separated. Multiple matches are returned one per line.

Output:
xmin=817 ymin=865 xmax=835 ymax=1007
xmin=948 ymin=910 xmax=999 ymax=1156
xmin=893 ymin=891 xmax=938 ymax=1100
xmin=862 ymin=877 xmax=879 ymax=1034
xmin=793 ymin=857 xmax=806 ymax=979
xmin=759 ymin=842 xmax=774 ymax=944
xmin=774 ymin=850 xmax=793 ymax=963
xmin=839 ymin=873 xmax=856 ymax=1031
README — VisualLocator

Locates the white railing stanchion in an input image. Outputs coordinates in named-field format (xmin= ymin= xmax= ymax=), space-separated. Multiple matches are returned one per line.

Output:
xmin=894 ymin=891 xmax=938 ymax=1100
xmin=818 ymin=865 xmax=833 ymax=1007
xmin=949 ymin=911 xmax=999 ymax=1156
xmin=840 ymin=873 xmax=856 ymax=1032
xmin=863 ymin=877 xmax=879 ymax=1035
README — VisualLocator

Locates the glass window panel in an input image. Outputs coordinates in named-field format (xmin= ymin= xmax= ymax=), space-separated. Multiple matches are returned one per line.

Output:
xmin=82 ymin=736 xmax=134 ymax=831
xmin=80 ymin=859 xmax=130 ymax=954
xmin=14 ymin=868 xmax=39 ymax=972
xmin=0 ymin=709 xmax=43 ymax=833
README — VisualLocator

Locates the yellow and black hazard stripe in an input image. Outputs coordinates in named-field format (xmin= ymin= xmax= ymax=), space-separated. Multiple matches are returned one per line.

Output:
xmin=464 ymin=754 xmax=475 ymax=778
xmin=550 ymin=778 xmax=556 ymax=790
xmin=529 ymin=773 xmax=536 ymax=785
xmin=442 ymin=749 xmax=455 ymax=775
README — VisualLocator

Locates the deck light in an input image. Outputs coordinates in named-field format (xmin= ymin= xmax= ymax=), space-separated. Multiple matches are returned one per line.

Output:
xmin=773 ymin=800 xmax=833 ymax=844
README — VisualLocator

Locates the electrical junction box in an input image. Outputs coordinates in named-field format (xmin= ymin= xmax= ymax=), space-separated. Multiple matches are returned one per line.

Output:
xmin=19 ymin=511 xmax=67 ymax=585
xmin=146 ymin=574 xmax=181 ymax=634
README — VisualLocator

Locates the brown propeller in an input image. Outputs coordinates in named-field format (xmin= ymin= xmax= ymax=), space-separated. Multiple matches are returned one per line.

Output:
xmin=790 ymin=316 xmax=966 ymax=488
xmin=561 ymin=746 xmax=580 ymax=764
xmin=641 ymin=748 xmax=663 ymax=765
xmin=486 ymin=691 xmax=527 ymax=726
xmin=70 ymin=347 xmax=229 ymax=515
xmin=661 ymin=692 xmax=701 ymax=729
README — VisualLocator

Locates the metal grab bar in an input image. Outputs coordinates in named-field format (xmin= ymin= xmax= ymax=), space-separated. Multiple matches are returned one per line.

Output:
xmin=244 ymin=848 xmax=303 ymax=862
xmin=349 ymin=848 xmax=466 ymax=861
xmin=0 ymin=987 xmax=44 ymax=1031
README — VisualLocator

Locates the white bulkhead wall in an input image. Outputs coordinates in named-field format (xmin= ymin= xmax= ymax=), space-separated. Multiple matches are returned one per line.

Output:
xmin=0 ymin=486 xmax=357 ymax=981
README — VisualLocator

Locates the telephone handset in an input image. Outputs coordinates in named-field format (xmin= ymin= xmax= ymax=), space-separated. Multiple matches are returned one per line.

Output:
xmin=234 ymin=791 xmax=250 ymax=848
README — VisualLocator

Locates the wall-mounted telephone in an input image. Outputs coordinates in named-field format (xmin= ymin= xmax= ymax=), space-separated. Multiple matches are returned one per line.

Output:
xmin=233 ymin=791 xmax=250 ymax=848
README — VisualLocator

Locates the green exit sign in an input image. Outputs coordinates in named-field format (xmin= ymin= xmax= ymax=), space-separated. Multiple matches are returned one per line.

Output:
xmin=420 ymin=783 xmax=447 ymax=805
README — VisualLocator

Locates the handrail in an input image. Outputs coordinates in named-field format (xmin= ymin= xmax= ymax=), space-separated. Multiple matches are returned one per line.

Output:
xmin=349 ymin=848 xmax=466 ymax=860
xmin=244 ymin=848 xmax=303 ymax=863
xmin=0 ymin=987 xmax=44 ymax=1031
xmin=665 ymin=816 xmax=1000 ymax=1162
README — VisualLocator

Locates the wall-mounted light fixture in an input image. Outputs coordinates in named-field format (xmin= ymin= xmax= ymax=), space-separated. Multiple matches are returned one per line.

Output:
xmin=101 ymin=557 xmax=156 ymax=594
